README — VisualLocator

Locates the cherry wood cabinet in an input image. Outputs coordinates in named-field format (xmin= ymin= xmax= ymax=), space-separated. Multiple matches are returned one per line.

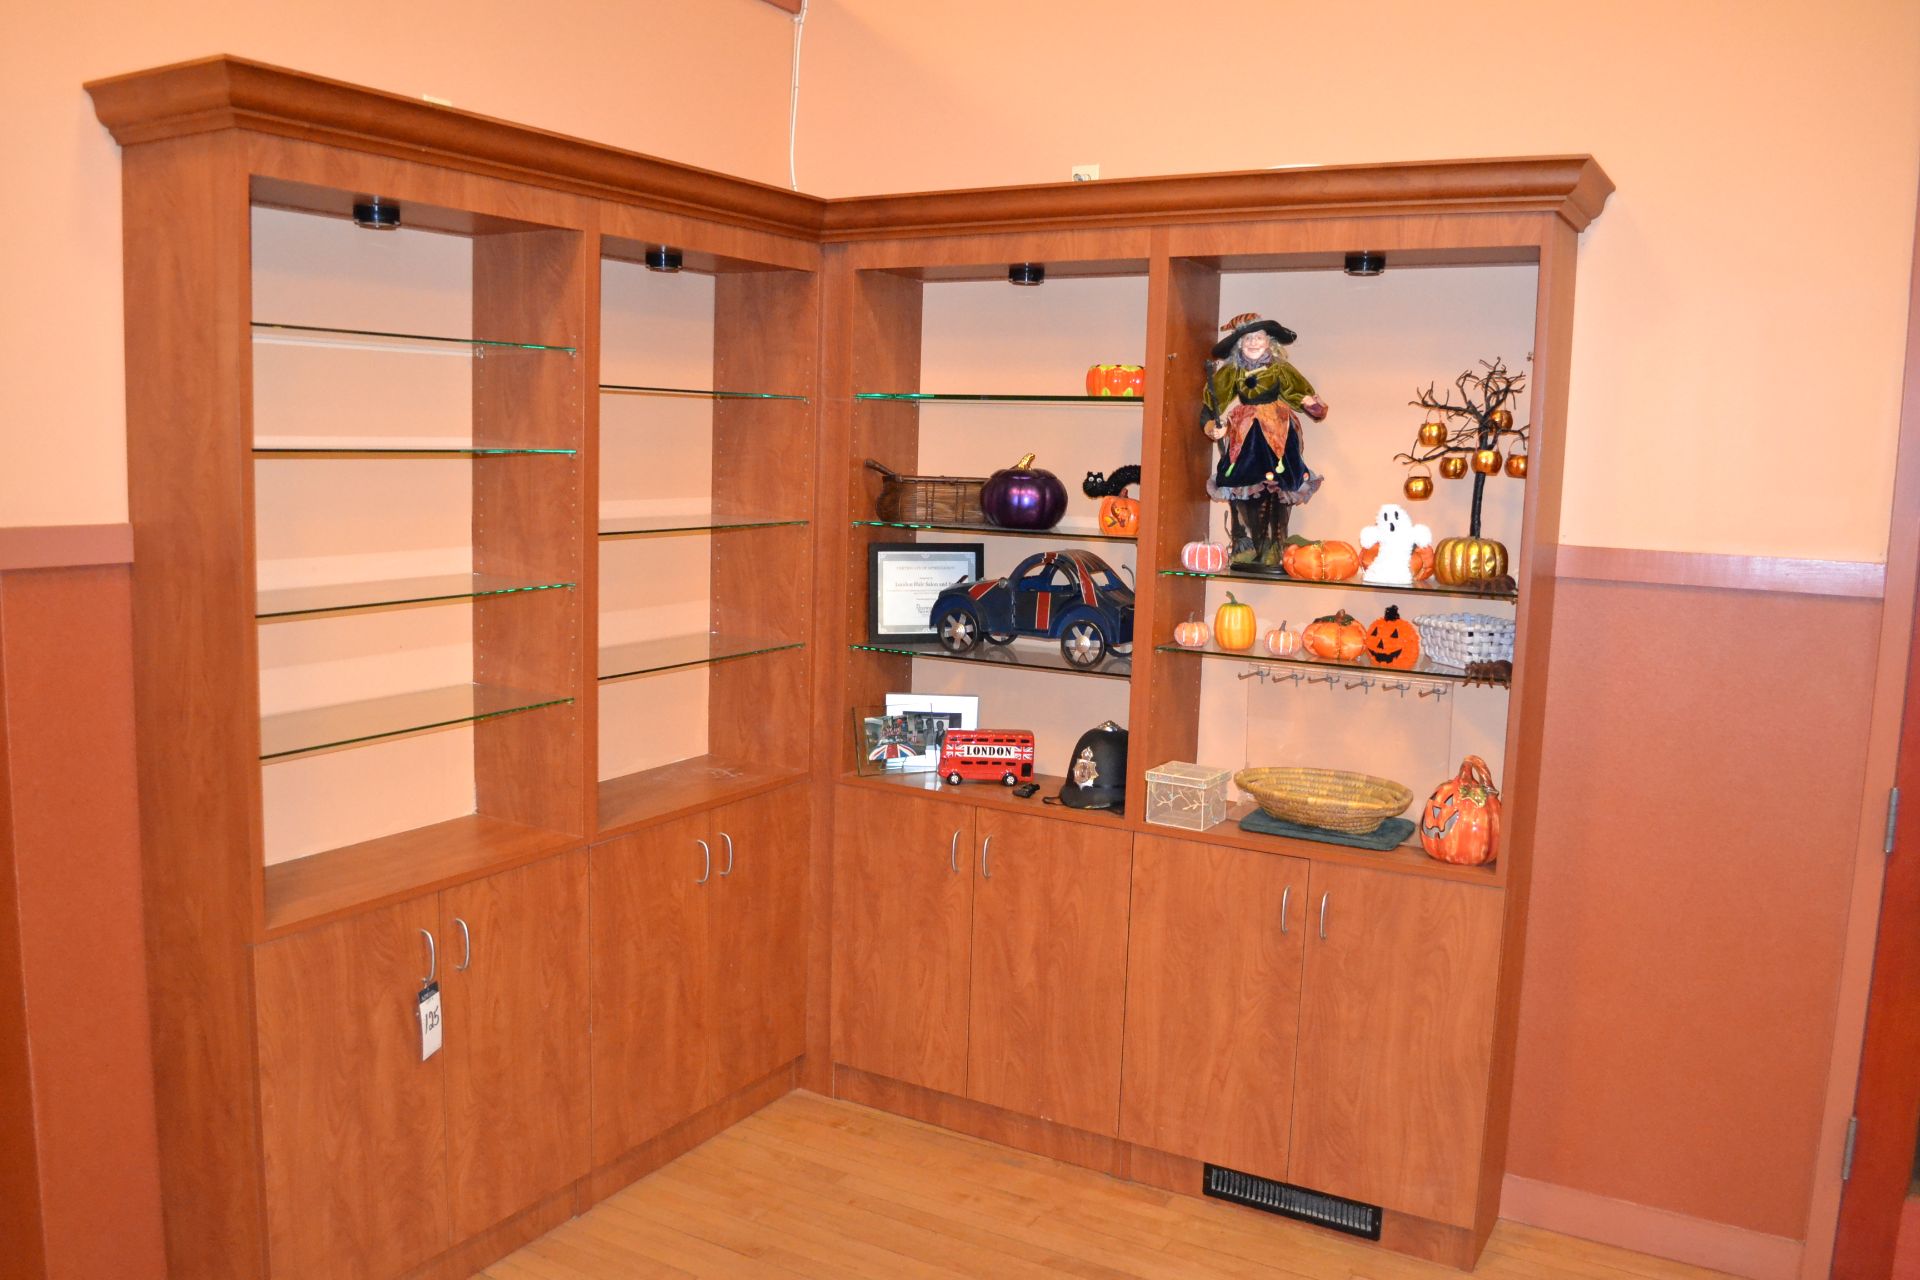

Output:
xmin=255 ymin=896 xmax=451 ymax=1280
xmin=592 ymin=785 xmax=811 ymax=1164
xmin=439 ymin=851 xmax=590 ymax=1241
xmin=1120 ymin=834 xmax=1308 ymax=1179
xmin=831 ymin=786 xmax=976 ymax=1094
xmin=1288 ymin=864 xmax=1504 ymax=1225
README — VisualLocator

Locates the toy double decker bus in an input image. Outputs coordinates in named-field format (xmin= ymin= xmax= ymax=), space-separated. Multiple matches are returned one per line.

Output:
xmin=938 ymin=729 xmax=1036 ymax=786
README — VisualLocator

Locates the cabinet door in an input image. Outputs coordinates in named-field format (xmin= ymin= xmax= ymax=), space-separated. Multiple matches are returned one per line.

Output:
xmin=831 ymin=787 xmax=974 ymax=1095
xmin=255 ymin=896 xmax=450 ymax=1280
xmin=967 ymin=810 xmax=1131 ymax=1134
xmin=710 ymin=786 xmax=810 ymax=1099
xmin=440 ymin=850 xmax=590 ymax=1240
xmin=1289 ymin=865 xmax=1504 ymax=1225
xmin=1120 ymin=835 xmax=1307 ymax=1178
xmin=589 ymin=810 xmax=714 ymax=1163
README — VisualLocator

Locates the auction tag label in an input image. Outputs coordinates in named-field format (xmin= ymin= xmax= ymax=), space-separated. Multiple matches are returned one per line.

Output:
xmin=417 ymin=982 xmax=442 ymax=1061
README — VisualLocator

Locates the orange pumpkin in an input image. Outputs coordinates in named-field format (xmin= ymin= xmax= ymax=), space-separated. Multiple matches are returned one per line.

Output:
xmin=1281 ymin=539 xmax=1360 ymax=582
xmin=1085 ymin=363 xmax=1145 ymax=396
xmin=1419 ymin=756 xmax=1502 ymax=866
xmin=1098 ymin=495 xmax=1141 ymax=536
xmin=1364 ymin=605 xmax=1420 ymax=669
xmin=1265 ymin=620 xmax=1301 ymax=657
xmin=1181 ymin=540 xmax=1229 ymax=573
xmin=1173 ymin=616 xmax=1210 ymax=648
xmin=1301 ymin=609 xmax=1365 ymax=662
xmin=1213 ymin=592 xmax=1257 ymax=651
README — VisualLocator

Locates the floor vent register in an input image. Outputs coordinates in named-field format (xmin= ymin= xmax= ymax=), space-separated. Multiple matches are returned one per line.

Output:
xmin=1202 ymin=1163 xmax=1383 ymax=1240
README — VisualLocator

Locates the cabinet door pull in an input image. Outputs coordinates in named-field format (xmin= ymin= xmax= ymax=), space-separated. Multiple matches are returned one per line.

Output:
xmin=1318 ymin=892 xmax=1330 ymax=941
xmin=949 ymin=830 xmax=961 ymax=874
xmin=980 ymin=835 xmax=993 ymax=880
xmin=454 ymin=917 xmax=472 ymax=972
xmin=419 ymin=929 xmax=436 ymax=986
xmin=696 ymin=839 xmax=712 ymax=885
xmin=719 ymin=831 xmax=735 ymax=877
xmin=1280 ymin=885 xmax=1291 ymax=935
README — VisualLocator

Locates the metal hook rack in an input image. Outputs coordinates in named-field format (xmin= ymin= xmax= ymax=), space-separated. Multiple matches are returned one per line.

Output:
xmin=1238 ymin=664 xmax=1454 ymax=699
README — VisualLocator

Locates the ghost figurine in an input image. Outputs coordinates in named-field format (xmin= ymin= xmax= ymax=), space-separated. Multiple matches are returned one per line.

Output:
xmin=1358 ymin=503 xmax=1434 ymax=586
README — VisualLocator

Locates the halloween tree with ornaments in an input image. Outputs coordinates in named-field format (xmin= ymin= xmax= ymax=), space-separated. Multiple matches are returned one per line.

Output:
xmin=1392 ymin=359 xmax=1528 ymax=587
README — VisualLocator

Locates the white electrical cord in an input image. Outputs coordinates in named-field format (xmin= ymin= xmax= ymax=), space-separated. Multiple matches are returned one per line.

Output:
xmin=788 ymin=0 xmax=810 ymax=191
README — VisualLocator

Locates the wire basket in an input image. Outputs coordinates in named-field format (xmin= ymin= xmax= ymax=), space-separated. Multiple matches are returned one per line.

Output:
xmin=1411 ymin=612 xmax=1515 ymax=670
xmin=865 ymin=459 xmax=985 ymax=524
xmin=1234 ymin=767 xmax=1414 ymax=835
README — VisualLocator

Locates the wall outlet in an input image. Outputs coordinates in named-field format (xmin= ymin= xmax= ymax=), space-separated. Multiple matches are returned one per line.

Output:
xmin=1071 ymin=165 xmax=1100 ymax=182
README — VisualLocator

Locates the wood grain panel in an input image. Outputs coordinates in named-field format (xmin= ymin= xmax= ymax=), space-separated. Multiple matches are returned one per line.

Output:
xmin=830 ymin=785 xmax=974 ymax=1094
xmin=584 ymin=1062 xmax=798 ymax=1207
xmin=255 ymin=896 xmax=451 ymax=1279
xmin=1121 ymin=834 xmax=1307 ymax=1178
xmin=1289 ymin=865 xmax=1503 ymax=1226
xmin=710 ymin=786 xmax=810 ymax=1099
xmin=441 ymin=850 xmax=590 ymax=1240
xmin=401 ymin=1184 xmax=577 ymax=1280
xmin=966 ymin=808 xmax=1132 ymax=1135
xmin=0 ymin=523 xmax=133 ymax=570
xmin=0 ymin=584 xmax=44 ymax=1280
xmin=588 ymin=811 xmax=714 ymax=1163
xmin=596 ymin=754 xmax=806 ymax=839
xmin=833 ymin=1068 xmax=1124 ymax=1177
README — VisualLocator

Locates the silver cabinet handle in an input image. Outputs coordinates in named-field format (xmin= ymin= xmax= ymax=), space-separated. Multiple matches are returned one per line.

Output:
xmin=696 ymin=839 xmax=712 ymax=885
xmin=950 ymin=830 xmax=961 ymax=874
xmin=1280 ymin=885 xmax=1291 ymax=935
xmin=1318 ymin=892 xmax=1330 ymax=941
xmin=420 ymin=929 xmax=436 ymax=986
xmin=980 ymin=835 xmax=993 ymax=879
xmin=454 ymin=917 xmax=472 ymax=972
xmin=720 ymin=831 xmax=735 ymax=877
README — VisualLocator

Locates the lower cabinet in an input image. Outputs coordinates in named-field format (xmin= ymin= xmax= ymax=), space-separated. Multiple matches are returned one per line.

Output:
xmin=254 ymin=850 xmax=589 ymax=1280
xmin=591 ymin=784 xmax=810 ymax=1164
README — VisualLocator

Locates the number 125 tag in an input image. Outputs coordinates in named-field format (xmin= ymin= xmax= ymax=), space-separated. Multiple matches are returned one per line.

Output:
xmin=417 ymin=982 xmax=442 ymax=1061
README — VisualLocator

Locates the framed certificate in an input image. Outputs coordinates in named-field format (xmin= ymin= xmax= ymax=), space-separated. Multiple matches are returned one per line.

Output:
xmin=867 ymin=542 xmax=984 ymax=643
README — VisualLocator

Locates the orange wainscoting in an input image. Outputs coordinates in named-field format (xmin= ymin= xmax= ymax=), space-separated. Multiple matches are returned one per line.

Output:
xmin=0 ymin=560 xmax=167 ymax=1278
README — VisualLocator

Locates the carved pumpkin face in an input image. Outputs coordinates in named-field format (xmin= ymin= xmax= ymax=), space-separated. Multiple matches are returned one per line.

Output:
xmin=1364 ymin=605 xmax=1420 ymax=669
xmin=1419 ymin=756 xmax=1502 ymax=866
xmin=1099 ymin=495 xmax=1141 ymax=536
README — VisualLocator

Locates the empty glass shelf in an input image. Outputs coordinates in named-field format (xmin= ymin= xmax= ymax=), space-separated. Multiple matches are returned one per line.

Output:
xmin=259 ymin=684 xmax=573 ymax=760
xmin=1154 ymin=642 xmax=1505 ymax=686
xmin=853 ymin=519 xmax=1133 ymax=543
xmin=600 ymin=515 xmax=809 ymax=537
xmin=252 ymin=321 xmax=576 ymax=355
xmin=253 ymin=440 xmax=575 ymax=457
xmin=851 ymin=639 xmax=1132 ymax=681
xmin=255 ymin=574 xmax=573 ymax=620
xmin=856 ymin=392 xmax=1145 ymax=405
xmin=1158 ymin=568 xmax=1518 ymax=603
xmin=601 ymin=384 xmax=807 ymax=401
xmin=599 ymin=634 xmax=805 ymax=681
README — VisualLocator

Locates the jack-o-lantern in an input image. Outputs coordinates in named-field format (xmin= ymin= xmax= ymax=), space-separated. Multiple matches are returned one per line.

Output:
xmin=1174 ymin=616 xmax=1210 ymax=648
xmin=1182 ymin=540 xmax=1229 ymax=573
xmin=1098 ymin=495 xmax=1141 ymax=536
xmin=1265 ymin=621 xmax=1301 ymax=657
xmin=1364 ymin=605 xmax=1420 ymax=669
xmin=1433 ymin=536 xmax=1509 ymax=586
xmin=1085 ymin=363 xmax=1145 ymax=397
xmin=1281 ymin=539 xmax=1360 ymax=582
xmin=1302 ymin=609 xmax=1365 ymax=662
xmin=1419 ymin=756 xmax=1502 ymax=866
xmin=1213 ymin=593 xmax=1257 ymax=652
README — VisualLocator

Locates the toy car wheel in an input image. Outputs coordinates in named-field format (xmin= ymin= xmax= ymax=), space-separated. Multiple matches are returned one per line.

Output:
xmin=1060 ymin=619 xmax=1108 ymax=668
xmin=945 ymin=771 xmax=963 ymax=786
xmin=936 ymin=607 xmax=981 ymax=654
xmin=985 ymin=632 xmax=1015 ymax=646
xmin=1001 ymin=772 xmax=1017 ymax=786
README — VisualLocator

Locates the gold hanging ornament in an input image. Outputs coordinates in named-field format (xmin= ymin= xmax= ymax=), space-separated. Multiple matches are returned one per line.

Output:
xmin=1505 ymin=441 xmax=1529 ymax=479
xmin=1488 ymin=407 xmax=1515 ymax=431
xmin=1439 ymin=455 xmax=1469 ymax=480
xmin=1417 ymin=411 xmax=1448 ymax=449
xmin=1472 ymin=446 xmax=1503 ymax=475
xmin=1403 ymin=464 xmax=1434 ymax=502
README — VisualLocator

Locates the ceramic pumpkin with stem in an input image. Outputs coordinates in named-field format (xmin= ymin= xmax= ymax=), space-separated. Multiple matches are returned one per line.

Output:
xmin=1419 ymin=755 xmax=1502 ymax=865
xmin=1213 ymin=593 xmax=1257 ymax=651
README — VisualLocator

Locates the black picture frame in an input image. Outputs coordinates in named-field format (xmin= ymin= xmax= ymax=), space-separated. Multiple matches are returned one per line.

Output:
xmin=867 ymin=542 xmax=986 ymax=644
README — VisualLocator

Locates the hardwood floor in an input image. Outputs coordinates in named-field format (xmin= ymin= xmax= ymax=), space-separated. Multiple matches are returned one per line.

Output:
xmin=483 ymin=1092 xmax=1733 ymax=1279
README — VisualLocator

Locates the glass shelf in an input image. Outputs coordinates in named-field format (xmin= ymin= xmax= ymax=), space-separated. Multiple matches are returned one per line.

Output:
xmin=600 ymin=516 xmax=809 ymax=537
xmin=255 ymin=574 xmax=573 ymax=620
xmin=1159 ymin=569 xmax=1517 ymax=603
xmin=260 ymin=684 xmax=572 ymax=761
xmin=252 ymin=321 xmax=576 ymax=355
xmin=856 ymin=392 xmax=1145 ymax=405
xmin=254 ymin=441 xmax=575 ymax=457
xmin=601 ymin=384 xmax=807 ymax=401
xmin=1154 ymin=643 xmax=1505 ymax=687
xmin=851 ymin=639 xmax=1132 ymax=681
xmin=599 ymin=634 xmax=805 ymax=681
xmin=853 ymin=519 xmax=1134 ymax=544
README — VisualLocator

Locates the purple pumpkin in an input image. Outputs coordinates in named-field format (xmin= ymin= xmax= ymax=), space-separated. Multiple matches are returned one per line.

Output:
xmin=980 ymin=454 xmax=1067 ymax=530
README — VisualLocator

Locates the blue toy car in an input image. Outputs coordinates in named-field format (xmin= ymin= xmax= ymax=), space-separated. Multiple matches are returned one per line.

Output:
xmin=930 ymin=549 xmax=1134 ymax=669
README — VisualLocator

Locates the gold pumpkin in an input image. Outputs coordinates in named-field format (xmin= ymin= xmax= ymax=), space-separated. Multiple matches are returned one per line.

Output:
xmin=1433 ymin=536 xmax=1510 ymax=585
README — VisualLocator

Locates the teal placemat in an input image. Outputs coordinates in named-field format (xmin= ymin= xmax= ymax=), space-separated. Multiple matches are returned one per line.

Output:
xmin=1237 ymin=808 xmax=1416 ymax=851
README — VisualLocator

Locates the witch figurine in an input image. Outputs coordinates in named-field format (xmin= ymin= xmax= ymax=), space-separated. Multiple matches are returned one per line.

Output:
xmin=1202 ymin=312 xmax=1330 ymax=570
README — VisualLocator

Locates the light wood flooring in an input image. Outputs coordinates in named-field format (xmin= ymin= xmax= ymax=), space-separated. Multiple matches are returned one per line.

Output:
xmin=483 ymin=1092 xmax=1732 ymax=1280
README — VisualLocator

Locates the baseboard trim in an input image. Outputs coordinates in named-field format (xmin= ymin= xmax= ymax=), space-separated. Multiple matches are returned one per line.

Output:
xmin=1501 ymin=1174 xmax=1804 ymax=1280
xmin=0 ymin=524 xmax=132 ymax=571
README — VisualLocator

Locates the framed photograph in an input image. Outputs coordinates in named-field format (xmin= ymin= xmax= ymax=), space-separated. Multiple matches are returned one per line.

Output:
xmin=881 ymin=692 xmax=979 ymax=773
xmin=868 ymin=542 xmax=984 ymax=643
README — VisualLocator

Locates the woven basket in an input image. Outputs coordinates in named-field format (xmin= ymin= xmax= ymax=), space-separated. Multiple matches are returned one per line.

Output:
xmin=1411 ymin=612 xmax=1515 ymax=670
xmin=865 ymin=459 xmax=986 ymax=524
xmin=1234 ymin=767 xmax=1414 ymax=835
